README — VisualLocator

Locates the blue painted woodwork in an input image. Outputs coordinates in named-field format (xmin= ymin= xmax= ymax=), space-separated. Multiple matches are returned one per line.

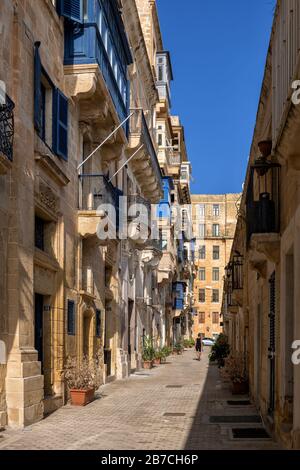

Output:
xmin=63 ymin=0 xmax=132 ymax=128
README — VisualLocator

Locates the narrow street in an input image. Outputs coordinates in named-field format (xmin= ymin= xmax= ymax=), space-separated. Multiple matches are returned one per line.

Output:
xmin=0 ymin=350 xmax=279 ymax=450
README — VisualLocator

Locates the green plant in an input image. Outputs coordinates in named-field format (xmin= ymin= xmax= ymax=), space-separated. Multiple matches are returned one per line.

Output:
xmin=161 ymin=346 xmax=172 ymax=358
xmin=209 ymin=334 xmax=230 ymax=367
xmin=154 ymin=349 xmax=164 ymax=360
xmin=189 ymin=338 xmax=195 ymax=347
xmin=142 ymin=335 xmax=155 ymax=362
xmin=174 ymin=342 xmax=184 ymax=352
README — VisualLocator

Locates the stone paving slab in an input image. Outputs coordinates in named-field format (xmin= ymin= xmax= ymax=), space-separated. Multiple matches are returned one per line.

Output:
xmin=0 ymin=349 xmax=280 ymax=450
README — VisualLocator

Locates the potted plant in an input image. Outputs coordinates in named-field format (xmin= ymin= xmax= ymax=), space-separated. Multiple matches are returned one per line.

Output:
xmin=173 ymin=342 xmax=184 ymax=355
xmin=224 ymin=354 xmax=249 ymax=395
xmin=160 ymin=346 xmax=172 ymax=363
xmin=209 ymin=334 xmax=230 ymax=367
xmin=142 ymin=335 xmax=155 ymax=369
xmin=153 ymin=349 xmax=163 ymax=365
xmin=62 ymin=351 xmax=103 ymax=406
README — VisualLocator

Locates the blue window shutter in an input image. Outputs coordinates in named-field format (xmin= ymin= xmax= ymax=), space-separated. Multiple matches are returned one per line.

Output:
xmin=34 ymin=42 xmax=42 ymax=133
xmin=58 ymin=0 xmax=83 ymax=23
xmin=67 ymin=300 xmax=75 ymax=335
xmin=53 ymin=88 xmax=68 ymax=160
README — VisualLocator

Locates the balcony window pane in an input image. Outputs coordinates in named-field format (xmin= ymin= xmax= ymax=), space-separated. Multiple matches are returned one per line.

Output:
xmin=199 ymin=312 xmax=205 ymax=324
xmin=212 ymin=268 xmax=220 ymax=282
xmin=212 ymin=224 xmax=220 ymax=237
xmin=199 ymin=224 xmax=206 ymax=238
xmin=199 ymin=204 xmax=205 ymax=217
xmin=199 ymin=289 xmax=205 ymax=303
xmin=213 ymin=204 xmax=220 ymax=217
xmin=212 ymin=289 xmax=219 ymax=303
xmin=213 ymin=246 xmax=220 ymax=260
xmin=199 ymin=268 xmax=206 ymax=281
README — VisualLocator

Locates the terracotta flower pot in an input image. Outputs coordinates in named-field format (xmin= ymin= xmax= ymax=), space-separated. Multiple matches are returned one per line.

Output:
xmin=70 ymin=388 xmax=95 ymax=406
xmin=232 ymin=380 xmax=249 ymax=395
xmin=153 ymin=358 xmax=161 ymax=365
xmin=143 ymin=361 xmax=153 ymax=369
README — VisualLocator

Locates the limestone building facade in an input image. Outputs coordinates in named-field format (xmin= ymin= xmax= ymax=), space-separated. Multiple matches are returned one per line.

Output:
xmin=0 ymin=0 xmax=194 ymax=428
xmin=222 ymin=0 xmax=300 ymax=449
xmin=192 ymin=194 xmax=240 ymax=340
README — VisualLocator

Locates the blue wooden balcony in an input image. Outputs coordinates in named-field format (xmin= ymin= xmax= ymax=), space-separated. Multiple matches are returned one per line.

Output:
xmin=63 ymin=0 xmax=132 ymax=129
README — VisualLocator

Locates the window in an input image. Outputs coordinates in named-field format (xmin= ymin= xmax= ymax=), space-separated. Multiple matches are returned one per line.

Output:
xmin=35 ymin=216 xmax=45 ymax=251
xmin=67 ymin=300 xmax=76 ymax=335
xmin=96 ymin=309 xmax=101 ymax=338
xmin=213 ymin=246 xmax=220 ymax=260
xmin=212 ymin=290 xmax=219 ymax=303
xmin=212 ymin=268 xmax=220 ymax=282
xmin=159 ymin=229 xmax=168 ymax=251
xmin=199 ymin=268 xmax=206 ymax=281
xmin=199 ymin=289 xmax=205 ymax=303
xmin=158 ymin=65 xmax=164 ymax=81
xmin=199 ymin=224 xmax=206 ymax=238
xmin=34 ymin=43 xmax=68 ymax=160
xmin=199 ymin=245 xmax=206 ymax=259
xmin=212 ymin=224 xmax=220 ymax=237
xmin=199 ymin=204 xmax=205 ymax=217
xmin=199 ymin=312 xmax=205 ymax=324
xmin=212 ymin=312 xmax=220 ymax=324
xmin=157 ymin=133 xmax=163 ymax=146
xmin=213 ymin=204 xmax=220 ymax=217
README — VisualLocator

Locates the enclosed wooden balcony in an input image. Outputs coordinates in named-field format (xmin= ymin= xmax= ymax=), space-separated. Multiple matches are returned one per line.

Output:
xmin=127 ymin=194 xmax=151 ymax=247
xmin=78 ymin=174 xmax=121 ymax=243
xmin=63 ymin=0 xmax=132 ymax=152
xmin=127 ymin=109 xmax=163 ymax=203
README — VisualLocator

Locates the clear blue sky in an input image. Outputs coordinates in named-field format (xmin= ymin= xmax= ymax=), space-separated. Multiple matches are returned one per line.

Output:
xmin=156 ymin=0 xmax=276 ymax=194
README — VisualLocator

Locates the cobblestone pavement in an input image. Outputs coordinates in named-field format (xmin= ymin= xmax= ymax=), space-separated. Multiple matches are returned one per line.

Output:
xmin=0 ymin=349 xmax=280 ymax=450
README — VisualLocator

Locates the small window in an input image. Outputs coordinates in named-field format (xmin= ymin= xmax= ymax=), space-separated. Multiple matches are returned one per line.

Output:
xmin=212 ymin=312 xmax=220 ymax=324
xmin=199 ymin=245 xmax=206 ymax=259
xmin=213 ymin=204 xmax=220 ymax=217
xmin=199 ymin=289 xmax=205 ymax=303
xmin=212 ymin=268 xmax=220 ymax=282
xmin=199 ymin=204 xmax=205 ymax=217
xmin=67 ymin=300 xmax=76 ymax=336
xmin=35 ymin=216 xmax=45 ymax=251
xmin=199 ymin=268 xmax=206 ymax=281
xmin=157 ymin=133 xmax=163 ymax=146
xmin=213 ymin=246 xmax=220 ymax=260
xmin=199 ymin=312 xmax=205 ymax=324
xmin=212 ymin=224 xmax=220 ymax=237
xmin=212 ymin=290 xmax=219 ymax=303
xmin=199 ymin=224 xmax=206 ymax=238
xmin=96 ymin=309 xmax=101 ymax=338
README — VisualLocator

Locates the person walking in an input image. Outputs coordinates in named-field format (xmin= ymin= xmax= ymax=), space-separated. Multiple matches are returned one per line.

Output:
xmin=195 ymin=333 xmax=202 ymax=361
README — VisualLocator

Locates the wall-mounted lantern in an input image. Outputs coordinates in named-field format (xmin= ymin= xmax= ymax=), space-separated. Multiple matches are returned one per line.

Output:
xmin=232 ymin=253 xmax=243 ymax=290
xmin=246 ymin=142 xmax=280 ymax=241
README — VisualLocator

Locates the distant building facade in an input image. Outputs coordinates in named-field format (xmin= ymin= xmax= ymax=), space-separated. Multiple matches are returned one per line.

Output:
xmin=192 ymin=194 xmax=240 ymax=340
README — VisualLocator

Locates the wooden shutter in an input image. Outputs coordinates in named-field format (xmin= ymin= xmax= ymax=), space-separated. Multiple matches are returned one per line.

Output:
xmin=58 ymin=0 xmax=83 ymax=23
xmin=96 ymin=310 xmax=101 ymax=338
xmin=34 ymin=42 xmax=42 ymax=133
xmin=53 ymin=88 xmax=68 ymax=160
xmin=67 ymin=300 xmax=75 ymax=335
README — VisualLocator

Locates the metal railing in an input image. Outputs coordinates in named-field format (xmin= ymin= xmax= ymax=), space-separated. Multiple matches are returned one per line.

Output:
xmin=0 ymin=93 xmax=15 ymax=161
